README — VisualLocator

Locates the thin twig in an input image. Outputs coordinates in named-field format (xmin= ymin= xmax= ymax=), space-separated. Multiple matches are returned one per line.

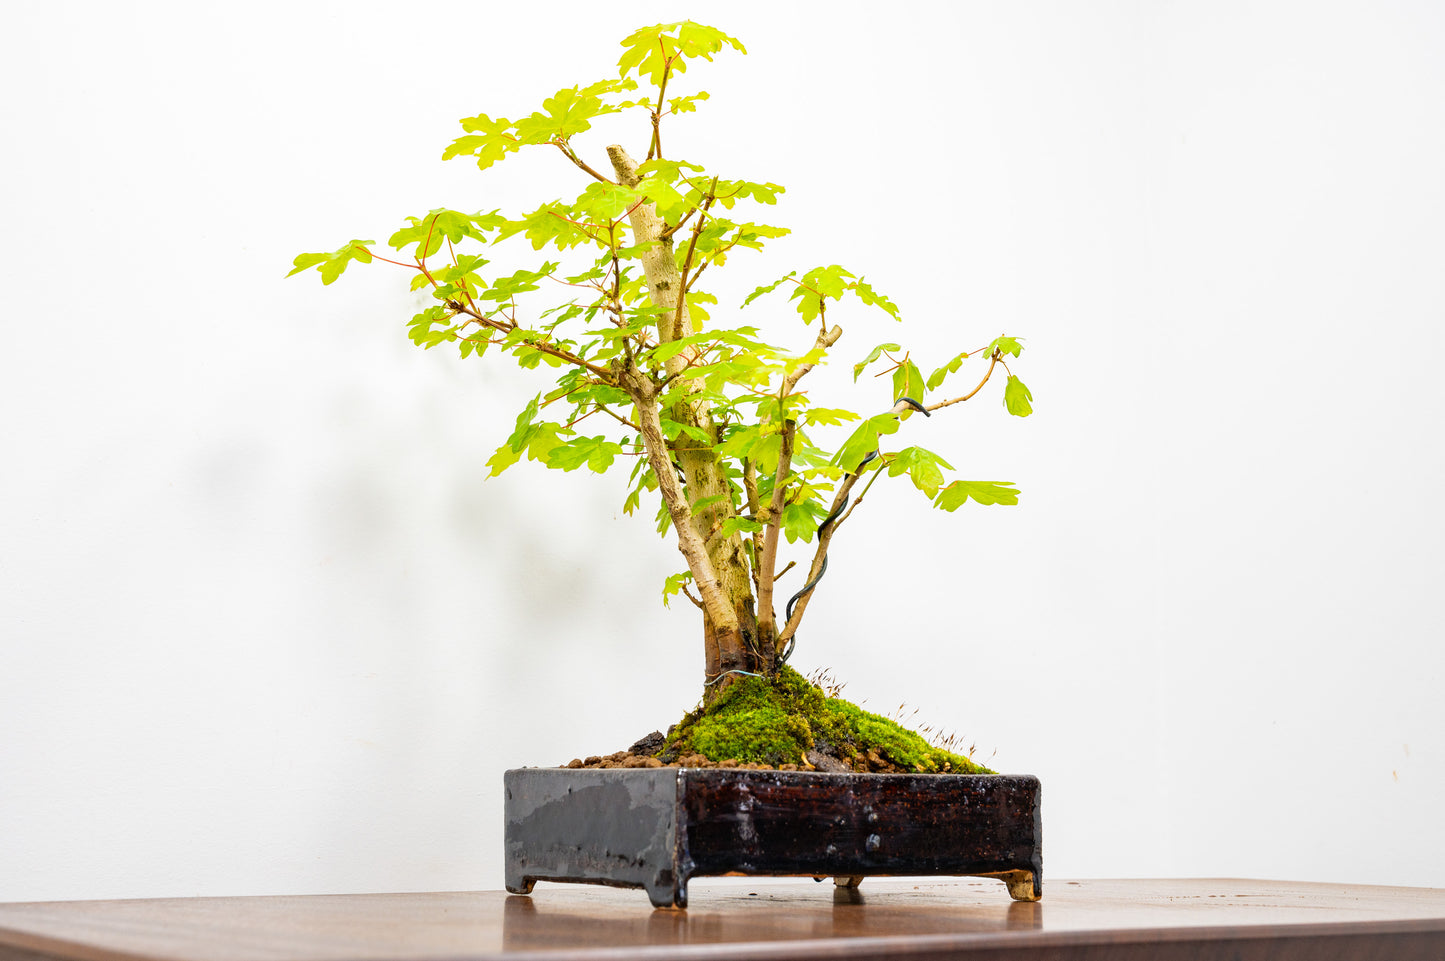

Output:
xmin=925 ymin=352 xmax=1000 ymax=411
xmin=671 ymin=179 xmax=718 ymax=340
xmin=658 ymin=205 xmax=698 ymax=241
xmin=647 ymin=44 xmax=673 ymax=161
xmin=553 ymin=141 xmax=612 ymax=184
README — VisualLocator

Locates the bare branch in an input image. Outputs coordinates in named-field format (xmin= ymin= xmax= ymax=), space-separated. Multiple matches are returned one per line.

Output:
xmin=672 ymin=179 xmax=718 ymax=340
xmin=742 ymin=458 xmax=764 ymax=594
xmin=776 ymin=470 xmax=862 ymax=648
xmin=755 ymin=419 xmax=796 ymax=643
xmin=926 ymin=352 xmax=1000 ymax=412
xmin=553 ymin=141 xmax=613 ymax=184
xmin=591 ymin=403 xmax=642 ymax=433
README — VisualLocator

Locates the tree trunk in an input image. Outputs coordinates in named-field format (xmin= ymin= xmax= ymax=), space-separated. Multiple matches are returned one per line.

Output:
xmin=607 ymin=145 xmax=763 ymax=693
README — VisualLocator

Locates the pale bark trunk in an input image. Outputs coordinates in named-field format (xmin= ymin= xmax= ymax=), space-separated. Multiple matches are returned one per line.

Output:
xmin=607 ymin=145 xmax=760 ymax=687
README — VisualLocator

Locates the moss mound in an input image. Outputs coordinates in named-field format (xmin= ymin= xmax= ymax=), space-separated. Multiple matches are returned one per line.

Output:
xmin=658 ymin=666 xmax=994 ymax=774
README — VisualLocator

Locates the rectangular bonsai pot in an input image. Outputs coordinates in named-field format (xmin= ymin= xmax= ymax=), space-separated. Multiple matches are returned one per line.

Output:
xmin=504 ymin=767 xmax=1042 ymax=909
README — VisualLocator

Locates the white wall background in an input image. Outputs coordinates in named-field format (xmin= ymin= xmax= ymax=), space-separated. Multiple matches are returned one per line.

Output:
xmin=3 ymin=1 xmax=1442 ymax=901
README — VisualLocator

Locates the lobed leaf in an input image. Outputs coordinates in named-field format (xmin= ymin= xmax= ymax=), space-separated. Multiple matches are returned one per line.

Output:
xmin=832 ymin=413 xmax=900 ymax=473
xmin=887 ymin=446 xmax=954 ymax=498
xmin=926 ymin=352 xmax=968 ymax=391
xmin=934 ymin=480 xmax=1021 ymax=509
xmin=444 ymin=113 xmax=520 ymax=170
xmin=618 ymin=21 xmax=746 ymax=85
xmin=988 ymin=335 xmax=1024 ymax=358
xmin=741 ymin=272 xmax=795 ymax=308
xmin=853 ymin=342 xmax=902 ymax=381
xmin=287 ymin=240 xmax=376 ymax=285
xmin=662 ymin=571 xmax=694 ymax=608
xmin=1004 ymin=375 xmax=1033 ymax=417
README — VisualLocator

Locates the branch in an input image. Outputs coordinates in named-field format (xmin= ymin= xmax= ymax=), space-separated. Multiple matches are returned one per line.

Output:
xmin=553 ymin=141 xmax=613 ymax=184
xmin=449 ymin=301 xmax=615 ymax=380
xmin=742 ymin=458 xmax=764 ymax=594
xmin=926 ymin=352 xmax=1000 ymax=412
xmin=658 ymin=205 xmax=699 ymax=241
xmin=592 ymin=403 xmax=642 ymax=433
xmin=776 ymin=470 xmax=862 ymax=648
xmin=646 ymin=45 xmax=673 ymax=161
xmin=672 ymin=179 xmax=718 ymax=340
xmin=781 ymin=323 xmax=845 ymax=396
xmin=755 ymin=419 xmax=796 ymax=643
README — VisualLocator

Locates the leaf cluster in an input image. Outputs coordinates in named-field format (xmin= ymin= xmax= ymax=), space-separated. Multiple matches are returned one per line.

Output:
xmin=290 ymin=20 xmax=1033 ymax=630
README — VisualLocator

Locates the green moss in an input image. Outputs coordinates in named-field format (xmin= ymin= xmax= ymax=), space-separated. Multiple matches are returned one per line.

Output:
xmin=660 ymin=666 xmax=995 ymax=774
xmin=818 ymin=696 xmax=993 ymax=774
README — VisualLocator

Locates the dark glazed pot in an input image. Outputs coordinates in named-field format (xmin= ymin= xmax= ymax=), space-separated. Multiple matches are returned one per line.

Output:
xmin=504 ymin=767 xmax=1042 ymax=909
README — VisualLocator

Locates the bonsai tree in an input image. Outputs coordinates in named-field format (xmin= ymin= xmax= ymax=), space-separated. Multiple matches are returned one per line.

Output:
xmin=292 ymin=21 xmax=1031 ymax=770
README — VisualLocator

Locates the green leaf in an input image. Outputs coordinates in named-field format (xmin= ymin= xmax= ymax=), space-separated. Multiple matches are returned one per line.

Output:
xmin=662 ymin=571 xmax=694 ymax=608
xmin=715 ymin=424 xmax=761 ymax=460
xmin=661 ymin=417 xmax=713 ymax=445
xmin=719 ymin=516 xmax=764 ymax=539
xmin=935 ymin=480 xmax=1021 ymax=509
xmin=989 ymin=335 xmax=1024 ymax=358
xmin=689 ymin=492 xmax=728 ymax=513
xmin=926 ymin=352 xmax=968 ymax=391
xmin=485 ymin=444 xmax=522 ymax=477
xmin=892 ymin=360 xmax=925 ymax=405
xmin=801 ymin=407 xmax=861 ymax=428
xmin=787 ymin=265 xmax=856 ymax=320
xmin=853 ymin=343 xmax=901 ymax=381
xmin=713 ymin=178 xmax=785 ymax=208
xmin=406 ymin=305 xmax=452 ymax=347
xmin=781 ymin=500 xmax=825 ymax=543
xmin=618 ymin=21 xmax=746 ymax=85
xmin=445 ymin=113 xmax=520 ymax=170
xmin=852 ymin=277 xmax=901 ymax=321
xmin=742 ymin=272 xmax=796 ymax=308
xmin=575 ymin=181 xmax=643 ymax=221
xmin=513 ymin=85 xmax=607 ymax=144
xmin=832 ymin=413 xmax=900 ymax=472
xmin=635 ymin=157 xmax=706 ymax=181
xmin=1004 ymin=375 xmax=1034 ymax=417
xmin=500 ymin=202 xmax=589 ymax=251
xmin=545 ymin=435 xmax=624 ymax=473
xmin=667 ymin=91 xmax=711 ymax=114
xmin=287 ymin=240 xmax=375 ymax=284
xmin=887 ymin=446 xmax=954 ymax=498
xmin=479 ymin=264 xmax=558 ymax=302
xmin=506 ymin=396 xmax=542 ymax=453
xmin=523 ymin=423 xmax=566 ymax=463
xmin=635 ymin=173 xmax=689 ymax=219
xmin=390 ymin=209 xmax=501 ymax=256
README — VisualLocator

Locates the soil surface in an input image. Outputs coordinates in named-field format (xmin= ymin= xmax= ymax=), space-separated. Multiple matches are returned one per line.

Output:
xmin=562 ymin=732 xmax=922 ymax=774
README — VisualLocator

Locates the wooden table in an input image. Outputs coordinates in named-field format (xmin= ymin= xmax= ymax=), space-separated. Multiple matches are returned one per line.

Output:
xmin=3 ymin=879 xmax=1444 ymax=961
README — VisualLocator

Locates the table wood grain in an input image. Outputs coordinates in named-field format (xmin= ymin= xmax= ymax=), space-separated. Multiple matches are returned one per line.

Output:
xmin=3 ymin=879 xmax=1445 ymax=961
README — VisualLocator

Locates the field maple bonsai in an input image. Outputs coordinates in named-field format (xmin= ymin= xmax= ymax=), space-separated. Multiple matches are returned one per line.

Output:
xmin=292 ymin=21 xmax=1032 ymax=774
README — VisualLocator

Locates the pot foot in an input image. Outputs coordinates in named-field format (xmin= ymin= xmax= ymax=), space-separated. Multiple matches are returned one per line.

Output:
xmin=990 ymin=869 xmax=1041 ymax=902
